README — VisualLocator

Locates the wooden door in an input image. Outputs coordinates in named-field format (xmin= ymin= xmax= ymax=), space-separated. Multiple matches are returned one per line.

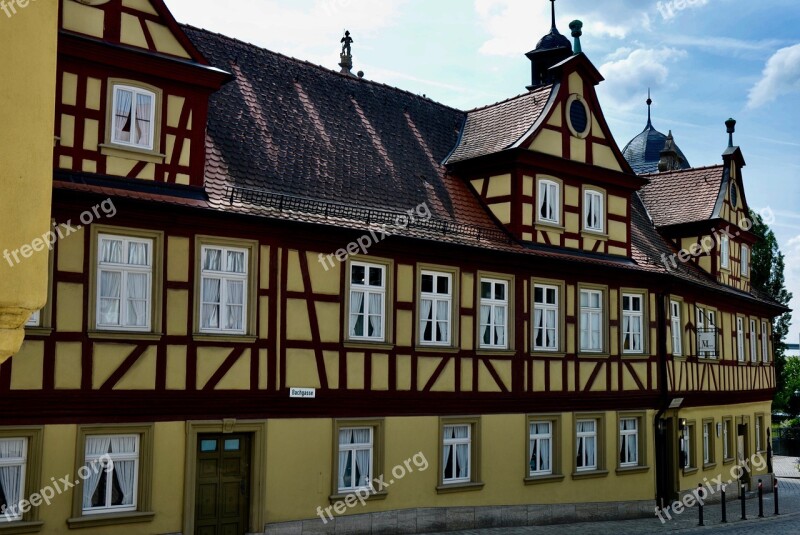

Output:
xmin=195 ymin=434 xmax=251 ymax=535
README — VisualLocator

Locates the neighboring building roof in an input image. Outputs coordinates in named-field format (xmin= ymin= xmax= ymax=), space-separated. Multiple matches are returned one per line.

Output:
xmin=533 ymin=27 xmax=572 ymax=53
xmin=445 ymin=87 xmax=552 ymax=164
xmin=638 ymin=165 xmax=724 ymax=227
xmin=622 ymin=116 xmax=691 ymax=174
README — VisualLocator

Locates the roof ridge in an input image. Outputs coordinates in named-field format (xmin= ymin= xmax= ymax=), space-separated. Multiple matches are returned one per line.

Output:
xmin=464 ymin=86 xmax=552 ymax=113
xmin=641 ymin=163 xmax=724 ymax=177
xmin=180 ymin=24 xmax=464 ymax=113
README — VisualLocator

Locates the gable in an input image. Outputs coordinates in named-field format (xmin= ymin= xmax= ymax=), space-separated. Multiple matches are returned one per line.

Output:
xmin=524 ymin=63 xmax=632 ymax=174
xmin=60 ymin=0 xmax=206 ymax=63
xmin=713 ymin=158 xmax=751 ymax=228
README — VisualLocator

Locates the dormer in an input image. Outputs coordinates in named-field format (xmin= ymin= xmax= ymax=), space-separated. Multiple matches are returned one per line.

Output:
xmin=445 ymin=11 xmax=644 ymax=258
xmin=638 ymin=119 xmax=757 ymax=292
xmin=54 ymin=0 xmax=229 ymax=186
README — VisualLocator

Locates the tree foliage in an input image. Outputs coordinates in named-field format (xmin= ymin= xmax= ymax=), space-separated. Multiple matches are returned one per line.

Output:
xmin=749 ymin=210 xmax=794 ymax=410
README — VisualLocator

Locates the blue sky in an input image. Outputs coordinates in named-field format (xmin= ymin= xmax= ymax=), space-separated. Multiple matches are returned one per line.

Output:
xmin=166 ymin=0 xmax=800 ymax=344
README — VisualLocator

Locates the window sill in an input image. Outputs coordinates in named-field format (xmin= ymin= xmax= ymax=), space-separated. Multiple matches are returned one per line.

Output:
xmin=99 ymin=144 xmax=166 ymax=164
xmin=192 ymin=334 xmax=258 ymax=343
xmin=415 ymin=345 xmax=460 ymax=354
xmin=580 ymin=230 xmax=608 ymax=240
xmin=697 ymin=357 xmax=719 ymax=363
xmin=723 ymin=458 xmax=735 ymax=465
xmin=88 ymin=331 xmax=163 ymax=341
xmin=530 ymin=351 xmax=566 ymax=358
xmin=534 ymin=222 xmax=565 ymax=233
xmin=0 ymin=521 xmax=44 ymax=534
xmin=621 ymin=353 xmax=649 ymax=359
xmin=682 ymin=467 xmax=699 ymax=476
xmin=475 ymin=349 xmax=515 ymax=357
xmin=343 ymin=341 xmax=394 ymax=351
xmin=615 ymin=465 xmax=650 ymax=475
xmin=703 ymin=462 xmax=718 ymax=471
xmin=329 ymin=490 xmax=387 ymax=503
xmin=67 ymin=511 xmax=154 ymax=530
xmin=571 ymin=469 xmax=608 ymax=480
xmin=24 ymin=327 xmax=53 ymax=336
xmin=524 ymin=473 xmax=565 ymax=485
xmin=578 ymin=352 xmax=610 ymax=358
xmin=436 ymin=481 xmax=484 ymax=494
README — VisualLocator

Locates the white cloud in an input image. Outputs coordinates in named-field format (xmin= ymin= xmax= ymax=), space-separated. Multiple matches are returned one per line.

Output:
xmin=747 ymin=43 xmax=800 ymax=109
xmin=597 ymin=47 xmax=687 ymax=109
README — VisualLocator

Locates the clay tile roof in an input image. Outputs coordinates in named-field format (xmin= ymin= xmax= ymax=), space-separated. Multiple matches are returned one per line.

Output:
xmin=445 ymin=86 xmax=553 ymax=164
xmin=638 ymin=165 xmax=723 ymax=227
xmin=181 ymin=25 xmax=506 ymax=239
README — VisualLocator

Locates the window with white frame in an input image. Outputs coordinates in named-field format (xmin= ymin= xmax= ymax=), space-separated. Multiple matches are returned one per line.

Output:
xmin=703 ymin=422 xmax=712 ymax=464
xmin=619 ymin=418 xmax=638 ymax=467
xmin=761 ymin=321 xmax=769 ymax=363
xmin=737 ymin=317 xmax=745 ymax=362
xmin=707 ymin=311 xmax=717 ymax=358
xmin=575 ymin=419 xmax=597 ymax=471
xmin=82 ymin=435 xmax=139 ymax=514
xmin=337 ymin=427 xmax=373 ymax=492
xmin=442 ymin=424 xmax=471 ymax=483
xmin=680 ymin=424 xmax=693 ymax=469
xmin=349 ymin=263 xmax=386 ymax=341
xmin=533 ymin=284 xmax=558 ymax=351
xmin=419 ymin=271 xmax=452 ymax=345
xmin=529 ymin=421 xmax=552 ymax=476
xmin=671 ymin=301 xmax=682 ymax=356
xmin=750 ymin=319 xmax=757 ymax=363
xmin=580 ymin=289 xmax=603 ymax=352
xmin=622 ymin=294 xmax=644 ymax=354
xmin=696 ymin=306 xmax=705 ymax=357
xmin=720 ymin=234 xmax=730 ymax=269
xmin=479 ymin=278 xmax=508 ymax=349
xmin=538 ymin=180 xmax=560 ymax=224
xmin=200 ymin=246 xmax=248 ymax=334
xmin=96 ymin=235 xmax=152 ymax=331
xmin=755 ymin=416 xmax=763 ymax=452
xmin=584 ymin=190 xmax=604 ymax=232
xmin=0 ymin=438 xmax=27 ymax=521
xmin=741 ymin=245 xmax=749 ymax=277
xmin=111 ymin=85 xmax=155 ymax=150
xmin=723 ymin=419 xmax=732 ymax=460
xmin=25 ymin=310 xmax=41 ymax=327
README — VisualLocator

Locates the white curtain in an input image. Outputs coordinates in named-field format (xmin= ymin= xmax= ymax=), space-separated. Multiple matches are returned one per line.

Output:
xmin=204 ymin=249 xmax=222 ymax=271
xmin=135 ymin=93 xmax=152 ymax=146
xmin=368 ymin=293 xmax=382 ymax=337
xmin=83 ymin=437 xmax=111 ymax=509
xmin=126 ymin=273 xmax=148 ymax=327
xmin=454 ymin=425 xmax=469 ymax=479
xmin=436 ymin=300 xmax=449 ymax=342
xmin=622 ymin=315 xmax=630 ymax=350
xmin=100 ymin=239 xmax=124 ymax=264
xmin=226 ymin=280 xmax=244 ymax=330
xmin=494 ymin=306 xmax=506 ymax=346
xmin=99 ymin=271 xmax=121 ymax=325
xmin=114 ymin=89 xmax=133 ymax=143
xmin=353 ymin=429 xmax=371 ymax=487
xmin=227 ymin=251 xmax=245 ymax=273
xmin=546 ymin=310 xmax=556 ymax=347
xmin=201 ymin=278 xmax=221 ymax=329
xmin=127 ymin=242 xmax=149 ymax=266
xmin=591 ymin=313 xmax=600 ymax=348
xmin=337 ymin=429 xmax=352 ymax=490
xmin=534 ymin=309 xmax=543 ymax=347
xmin=110 ymin=437 xmax=136 ymax=506
xmin=420 ymin=298 xmax=433 ymax=341
xmin=0 ymin=440 xmax=24 ymax=516
xmin=480 ymin=305 xmax=491 ymax=345
xmin=349 ymin=291 xmax=364 ymax=337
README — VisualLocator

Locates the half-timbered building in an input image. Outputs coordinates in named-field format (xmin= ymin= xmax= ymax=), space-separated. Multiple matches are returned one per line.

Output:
xmin=0 ymin=1 xmax=787 ymax=534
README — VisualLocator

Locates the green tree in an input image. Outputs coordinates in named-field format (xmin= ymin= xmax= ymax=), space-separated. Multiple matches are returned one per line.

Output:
xmin=749 ymin=210 xmax=793 ymax=410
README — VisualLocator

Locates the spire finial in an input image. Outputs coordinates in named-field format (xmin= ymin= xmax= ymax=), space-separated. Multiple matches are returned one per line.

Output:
xmin=550 ymin=0 xmax=557 ymax=30
xmin=646 ymin=89 xmax=653 ymax=127
xmin=569 ymin=20 xmax=583 ymax=54
xmin=725 ymin=118 xmax=736 ymax=147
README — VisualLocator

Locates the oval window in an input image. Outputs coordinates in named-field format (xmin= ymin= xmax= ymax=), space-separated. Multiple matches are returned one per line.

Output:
xmin=566 ymin=95 xmax=591 ymax=138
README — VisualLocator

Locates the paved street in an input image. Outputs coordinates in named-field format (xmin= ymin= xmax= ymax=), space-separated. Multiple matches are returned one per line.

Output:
xmin=422 ymin=457 xmax=800 ymax=534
